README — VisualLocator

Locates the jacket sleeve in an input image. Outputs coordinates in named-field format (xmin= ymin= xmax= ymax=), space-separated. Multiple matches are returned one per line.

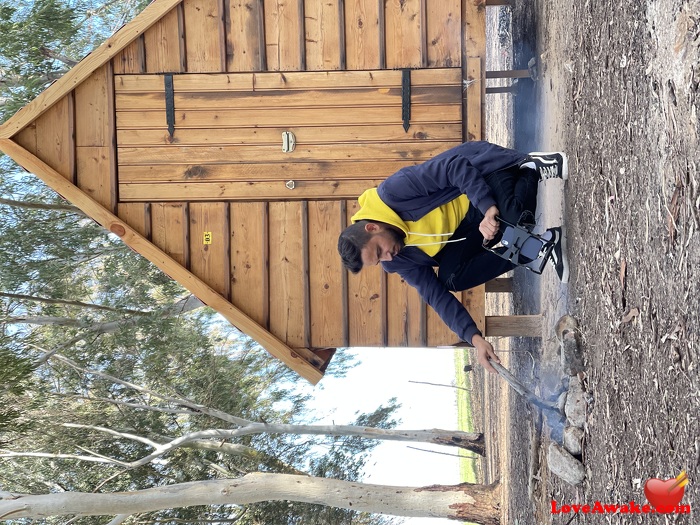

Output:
xmin=379 ymin=149 xmax=498 ymax=216
xmin=386 ymin=262 xmax=482 ymax=344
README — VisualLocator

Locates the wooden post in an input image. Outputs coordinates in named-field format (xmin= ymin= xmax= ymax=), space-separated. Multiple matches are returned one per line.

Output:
xmin=484 ymin=315 xmax=542 ymax=337
xmin=484 ymin=277 xmax=513 ymax=293
xmin=485 ymin=69 xmax=531 ymax=79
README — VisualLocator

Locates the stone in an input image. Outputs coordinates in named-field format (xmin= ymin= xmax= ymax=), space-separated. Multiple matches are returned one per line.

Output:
xmin=555 ymin=315 xmax=585 ymax=375
xmin=565 ymin=376 xmax=587 ymax=428
xmin=557 ymin=391 xmax=568 ymax=412
xmin=555 ymin=314 xmax=579 ymax=339
xmin=548 ymin=442 xmax=586 ymax=485
xmin=561 ymin=331 xmax=585 ymax=375
xmin=563 ymin=426 xmax=584 ymax=455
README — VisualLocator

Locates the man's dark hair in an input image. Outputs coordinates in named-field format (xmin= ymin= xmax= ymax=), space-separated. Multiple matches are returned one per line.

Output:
xmin=337 ymin=220 xmax=373 ymax=274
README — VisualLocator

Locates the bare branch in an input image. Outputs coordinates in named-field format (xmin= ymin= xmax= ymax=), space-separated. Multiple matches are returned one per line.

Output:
xmin=39 ymin=46 xmax=79 ymax=67
xmin=408 ymin=380 xmax=472 ymax=392
xmin=0 ymin=197 xmax=87 ymax=216
xmin=3 ymin=316 xmax=85 ymax=327
xmin=69 ymin=396 xmax=196 ymax=417
xmin=31 ymin=295 xmax=206 ymax=364
xmin=104 ymin=514 xmax=130 ymax=525
xmin=44 ymin=352 xmax=249 ymax=426
xmin=491 ymin=361 xmax=561 ymax=413
xmin=0 ymin=451 xmax=128 ymax=467
xmin=63 ymin=423 xmax=160 ymax=448
xmin=0 ymin=291 xmax=147 ymax=315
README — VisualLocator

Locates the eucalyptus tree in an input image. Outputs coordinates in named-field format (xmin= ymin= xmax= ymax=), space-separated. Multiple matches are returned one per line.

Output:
xmin=0 ymin=351 xmax=485 ymax=524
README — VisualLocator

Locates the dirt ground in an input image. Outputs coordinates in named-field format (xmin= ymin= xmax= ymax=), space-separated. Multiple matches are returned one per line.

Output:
xmin=471 ymin=1 xmax=700 ymax=523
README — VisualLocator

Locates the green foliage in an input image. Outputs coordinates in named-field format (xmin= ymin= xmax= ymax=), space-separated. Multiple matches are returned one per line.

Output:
xmin=0 ymin=0 xmax=150 ymax=122
xmin=0 ymin=345 xmax=36 ymax=440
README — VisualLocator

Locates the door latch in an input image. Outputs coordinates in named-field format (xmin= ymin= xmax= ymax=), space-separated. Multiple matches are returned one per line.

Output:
xmin=282 ymin=131 xmax=296 ymax=153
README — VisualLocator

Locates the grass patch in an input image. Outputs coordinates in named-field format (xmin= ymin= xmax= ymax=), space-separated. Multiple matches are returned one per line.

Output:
xmin=454 ymin=348 xmax=477 ymax=484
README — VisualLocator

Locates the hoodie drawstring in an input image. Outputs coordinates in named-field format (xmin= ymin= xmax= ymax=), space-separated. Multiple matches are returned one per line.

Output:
xmin=405 ymin=231 xmax=467 ymax=247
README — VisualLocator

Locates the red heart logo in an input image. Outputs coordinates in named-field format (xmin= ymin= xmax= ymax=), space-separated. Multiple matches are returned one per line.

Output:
xmin=644 ymin=478 xmax=685 ymax=511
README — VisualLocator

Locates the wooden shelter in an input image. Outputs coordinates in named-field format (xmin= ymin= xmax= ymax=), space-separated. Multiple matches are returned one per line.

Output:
xmin=0 ymin=0 xmax=538 ymax=384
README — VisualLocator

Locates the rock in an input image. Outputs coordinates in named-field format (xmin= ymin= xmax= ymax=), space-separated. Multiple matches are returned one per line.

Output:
xmin=548 ymin=442 xmax=586 ymax=485
xmin=555 ymin=314 xmax=579 ymax=339
xmin=556 ymin=390 xmax=568 ymax=412
xmin=564 ymin=376 xmax=587 ymax=428
xmin=563 ymin=426 xmax=584 ymax=455
xmin=555 ymin=315 xmax=585 ymax=375
xmin=561 ymin=331 xmax=585 ymax=375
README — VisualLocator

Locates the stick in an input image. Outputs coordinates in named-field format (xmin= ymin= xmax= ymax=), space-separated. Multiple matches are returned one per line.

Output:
xmin=490 ymin=361 xmax=562 ymax=414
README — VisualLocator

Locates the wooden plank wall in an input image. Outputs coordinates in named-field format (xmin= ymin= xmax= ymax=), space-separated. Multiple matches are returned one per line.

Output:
xmin=115 ymin=0 xmax=467 ymax=351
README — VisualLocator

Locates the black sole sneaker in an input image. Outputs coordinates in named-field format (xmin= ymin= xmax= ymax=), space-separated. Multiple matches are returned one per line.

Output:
xmin=527 ymin=152 xmax=569 ymax=181
xmin=547 ymin=226 xmax=569 ymax=283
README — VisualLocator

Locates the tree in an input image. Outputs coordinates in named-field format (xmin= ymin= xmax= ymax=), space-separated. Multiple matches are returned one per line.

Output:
xmin=0 ymin=473 xmax=502 ymax=524
xmin=0 ymin=350 xmax=486 ymax=524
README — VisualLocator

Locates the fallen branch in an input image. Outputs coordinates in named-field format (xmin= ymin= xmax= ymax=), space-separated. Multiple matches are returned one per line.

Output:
xmin=490 ymin=361 xmax=561 ymax=414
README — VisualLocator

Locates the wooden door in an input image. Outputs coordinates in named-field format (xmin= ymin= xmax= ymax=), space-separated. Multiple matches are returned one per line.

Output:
xmin=115 ymin=68 xmax=463 ymax=202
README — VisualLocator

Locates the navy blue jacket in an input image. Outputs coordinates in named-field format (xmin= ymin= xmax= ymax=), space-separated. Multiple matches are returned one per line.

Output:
xmin=378 ymin=141 xmax=526 ymax=343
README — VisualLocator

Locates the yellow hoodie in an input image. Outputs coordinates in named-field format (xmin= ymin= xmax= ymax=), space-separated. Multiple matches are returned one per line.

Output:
xmin=351 ymin=188 xmax=470 ymax=257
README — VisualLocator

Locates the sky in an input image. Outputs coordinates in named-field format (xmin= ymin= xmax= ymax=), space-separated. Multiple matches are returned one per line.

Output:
xmin=310 ymin=347 xmax=463 ymax=525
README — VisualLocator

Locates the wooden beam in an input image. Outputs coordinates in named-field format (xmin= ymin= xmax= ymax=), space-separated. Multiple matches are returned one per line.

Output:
xmin=484 ymin=277 xmax=513 ymax=293
xmin=462 ymin=284 xmax=485 ymax=334
xmin=377 ymin=0 xmax=386 ymax=69
xmin=486 ymin=69 xmax=531 ymax=79
xmin=338 ymin=0 xmax=346 ymax=69
xmin=463 ymin=0 xmax=486 ymax=59
xmin=484 ymin=315 xmax=542 ymax=337
xmin=340 ymin=201 xmax=349 ymax=346
xmin=420 ymin=0 xmax=428 ymax=68
xmin=0 ymin=0 xmax=185 ymax=139
xmin=464 ymin=57 xmax=482 ymax=141
xmin=0 ymin=137 xmax=324 ymax=385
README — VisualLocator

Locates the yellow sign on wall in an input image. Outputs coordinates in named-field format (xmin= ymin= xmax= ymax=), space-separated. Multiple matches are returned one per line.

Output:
xmin=203 ymin=232 xmax=212 ymax=245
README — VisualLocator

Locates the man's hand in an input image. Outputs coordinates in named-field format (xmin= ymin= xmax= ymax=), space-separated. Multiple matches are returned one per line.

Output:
xmin=479 ymin=205 xmax=500 ymax=241
xmin=472 ymin=334 xmax=500 ymax=374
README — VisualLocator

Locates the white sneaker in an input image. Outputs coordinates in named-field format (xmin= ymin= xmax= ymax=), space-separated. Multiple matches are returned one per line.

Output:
xmin=525 ymin=152 xmax=569 ymax=181
xmin=547 ymin=226 xmax=569 ymax=283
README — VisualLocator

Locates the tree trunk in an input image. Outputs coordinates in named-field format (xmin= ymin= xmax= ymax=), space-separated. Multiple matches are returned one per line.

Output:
xmin=0 ymin=473 xmax=501 ymax=524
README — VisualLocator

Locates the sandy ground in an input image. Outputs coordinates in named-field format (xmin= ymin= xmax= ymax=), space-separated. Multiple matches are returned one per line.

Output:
xmin=471 ymin=2 xmax=700 ymax=524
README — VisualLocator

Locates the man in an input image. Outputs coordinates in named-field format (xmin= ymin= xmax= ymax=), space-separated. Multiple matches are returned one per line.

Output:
xmin=337 ymin=141 xmax=568 ymax=373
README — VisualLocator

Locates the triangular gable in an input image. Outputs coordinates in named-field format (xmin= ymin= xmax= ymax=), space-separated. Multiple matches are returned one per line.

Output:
xmin=1 ymin=0 xmax=482 ymax=385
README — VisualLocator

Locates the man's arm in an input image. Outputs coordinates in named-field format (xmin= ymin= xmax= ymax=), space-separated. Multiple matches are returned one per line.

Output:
xmin=387 ymin=263 xmax=500 ymax=373
xmin=387 ymin=262 xmax=480 ymax=343
xmin=378 ymin=143 xmax=510 ymax=217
